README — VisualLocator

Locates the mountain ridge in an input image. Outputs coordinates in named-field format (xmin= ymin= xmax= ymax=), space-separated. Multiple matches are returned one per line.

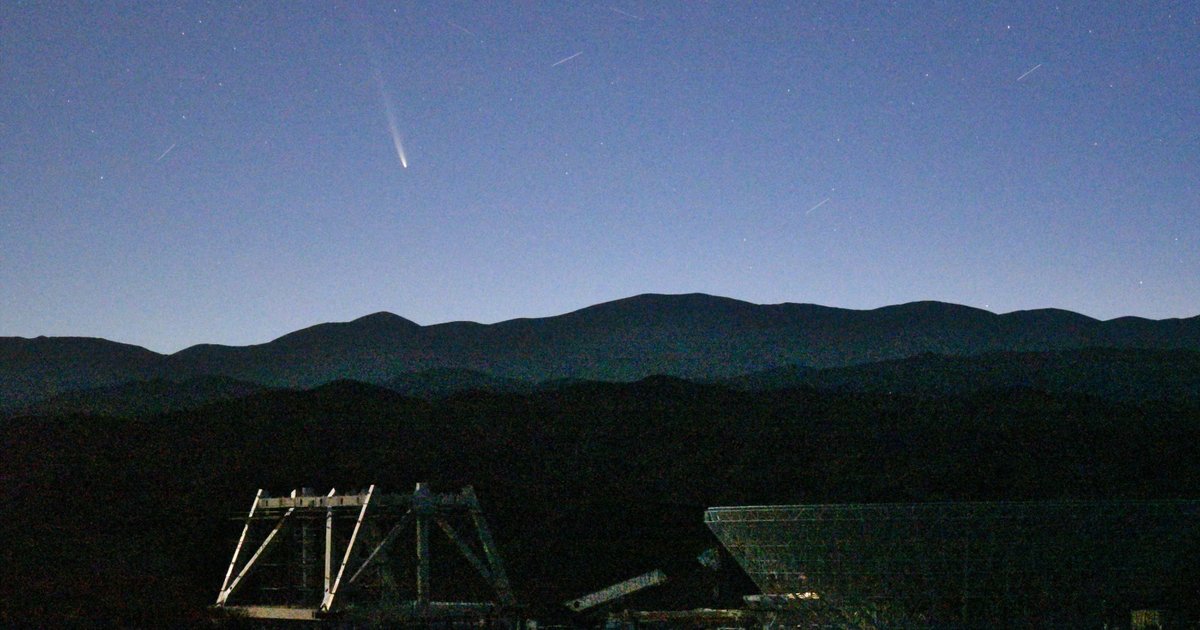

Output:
xmin=4 ymin=293 xmax=1199 ymax=408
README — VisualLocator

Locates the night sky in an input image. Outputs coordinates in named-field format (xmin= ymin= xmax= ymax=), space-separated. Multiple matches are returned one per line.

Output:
xmin=3 ymin=2 xmax=1198 ymax=353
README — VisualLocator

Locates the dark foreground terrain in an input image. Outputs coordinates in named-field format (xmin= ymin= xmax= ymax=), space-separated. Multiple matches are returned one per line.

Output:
xmin=4 ymin=378 xmax=1200 ymax=625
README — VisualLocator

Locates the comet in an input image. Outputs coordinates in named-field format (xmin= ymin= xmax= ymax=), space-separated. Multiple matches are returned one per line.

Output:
xmin=372 ymin=65 xmax=408 ymax=169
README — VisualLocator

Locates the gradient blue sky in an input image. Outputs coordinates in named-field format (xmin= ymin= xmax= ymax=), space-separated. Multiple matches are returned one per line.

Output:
xmin=3 ymin=1 xmax=1198 ymax=352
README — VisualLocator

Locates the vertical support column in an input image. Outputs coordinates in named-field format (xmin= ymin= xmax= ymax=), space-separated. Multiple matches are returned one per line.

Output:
xmin=415 ymin=483 xmax=432 ymax=608
xmin=217 ymin=488 xmax=263 ymax=604
xmin=301 ymin=524 xmax=311 ymax=592
xmin=324 ymin=488 xmax=335 ymax=601
xmin=417 ymin=514 xmax=431 ymax=605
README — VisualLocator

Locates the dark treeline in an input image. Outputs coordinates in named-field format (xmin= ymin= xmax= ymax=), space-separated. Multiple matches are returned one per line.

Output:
xmin=3 ymin=378 xmax=1199 ymax=625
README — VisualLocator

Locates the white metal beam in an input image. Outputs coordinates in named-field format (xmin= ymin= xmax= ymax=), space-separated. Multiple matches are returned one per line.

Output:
xmin=216 ymin=488 xmax=262 ymax=604
xmin=216 ymin=489 xmax=296 ymax=606
xmin=324 ymin=488 xmax=335 ymax=599
xmin=321 ymin=484 xmax=374 ymax=611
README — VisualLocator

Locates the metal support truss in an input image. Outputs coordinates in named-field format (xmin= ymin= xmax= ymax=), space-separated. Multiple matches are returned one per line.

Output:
xmin=212 ymin=482 xmax=517 ymax=621
xmin=216 ymin=489 xmax=296 ymax=606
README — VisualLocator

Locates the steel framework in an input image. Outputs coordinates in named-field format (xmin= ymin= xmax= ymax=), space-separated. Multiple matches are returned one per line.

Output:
xmin=564 ymin=569 xmax=668 ymax=613
xmin=706 ymin=500 xmax=1200 ymax=627
xmin=213 ymin=483 xmax=515 ymax=623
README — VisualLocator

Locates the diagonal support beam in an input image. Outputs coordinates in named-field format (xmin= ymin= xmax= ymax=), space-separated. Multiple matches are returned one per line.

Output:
xmin=216 ymin=489 xmax=262 ymax=604
xmin=347 ymin=510 xmax=412 ymax=586
xmin=216 ymin=490 xmax=296 ymax=606
xmin=436 ymin=516 xmax=493 ymax=582
xmin=321 ymin=484 xmax=374 ymax=611
xmin=464 ymin=486 xmax=515 ymax=606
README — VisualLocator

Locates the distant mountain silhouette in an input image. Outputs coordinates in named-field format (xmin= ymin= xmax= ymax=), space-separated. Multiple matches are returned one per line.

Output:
xmin=380 ymin=368 xmax=539 ymax=399
xmin=725 ymin=348 xmax=1200 ymax=401
xmin=11 ymin=376 xmax=270 ymax=417
xmin=4 ymin=293 xmax=1199 ymax=408
xmin=0 ymin=336 xmax=162 ymax=409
